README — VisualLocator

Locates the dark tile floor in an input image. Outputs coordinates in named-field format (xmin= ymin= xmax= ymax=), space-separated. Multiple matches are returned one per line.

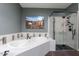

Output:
xmin=45 ymin=51 xmax=79 ymax=56
xmin=45 ymin=45 xmax=78 ymax=56
xmin=56 ymin=45 xmax=75 ymax=50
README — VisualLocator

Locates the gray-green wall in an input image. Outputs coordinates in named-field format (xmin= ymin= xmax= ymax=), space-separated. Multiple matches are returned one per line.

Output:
xmin=21 ymin=8 xmax=65 ymax=32
xmin=66 ymin=3 xmax=78 ymax=12
xmin=65 ymin=3 xmax=78 ymax=15
xmin=0 ymin=3 xmax=22 ymax=35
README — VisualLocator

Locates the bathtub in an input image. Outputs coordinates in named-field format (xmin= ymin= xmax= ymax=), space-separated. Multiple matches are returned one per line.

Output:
xmin=0 ymin=37 xmax=55 ymax=56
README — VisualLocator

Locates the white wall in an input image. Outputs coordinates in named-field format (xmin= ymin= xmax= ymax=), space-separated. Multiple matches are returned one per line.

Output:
xmin=48 ymin=16 xmax=53 ymax=39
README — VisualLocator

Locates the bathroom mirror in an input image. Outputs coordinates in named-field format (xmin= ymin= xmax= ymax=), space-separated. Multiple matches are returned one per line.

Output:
xmin=25 ymin=16 xmax=44 ymax=29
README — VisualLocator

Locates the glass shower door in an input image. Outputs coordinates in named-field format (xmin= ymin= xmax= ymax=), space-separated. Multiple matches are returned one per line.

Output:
xmin=55 ymin=16 xmax=65 ymax=50
xmin=55 ymin=13 xmax=78 ymax=51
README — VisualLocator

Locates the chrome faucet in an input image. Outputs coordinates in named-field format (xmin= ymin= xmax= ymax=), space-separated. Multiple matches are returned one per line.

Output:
xmin=45 ymin=34 xmax=47 ymax=37
xmin=2 ymin=37 xmax=6 ymax=44
xmin=12 ymin=35 xmax=15 ymax=40
xmin=27 ymin=34 xmax=31 ymax=39
xmin=39 ymin=34 xmax=41 ymax=37
xmin=3 ymin=50 xmax=9 ymax=56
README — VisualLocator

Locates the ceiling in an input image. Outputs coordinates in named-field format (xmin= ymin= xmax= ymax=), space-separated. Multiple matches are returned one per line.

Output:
xmin=20 ymin=3 xmax=71 ymax=9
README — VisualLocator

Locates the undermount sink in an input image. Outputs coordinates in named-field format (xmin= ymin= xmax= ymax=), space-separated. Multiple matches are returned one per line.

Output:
xmin=7 ymin=40 xmax=28 ymax=48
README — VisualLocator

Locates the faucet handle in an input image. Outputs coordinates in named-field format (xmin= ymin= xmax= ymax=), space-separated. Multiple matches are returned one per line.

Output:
xmin=39 ymin=34 xmax=41 ymax=37
xmin=45 ymin=34 xmax=47 ymax=37
xmin=3 ymin=50 xmax=9 ymax=56
xmin=17 ymin=34 xmax=20 ymax=38
xmin=33 ymin=34 xmax=35 ymax=37
xmin=12 ymin=35 xmax=15 ymax=40
xmin=21 ymin=34 xmax=23 ymax=37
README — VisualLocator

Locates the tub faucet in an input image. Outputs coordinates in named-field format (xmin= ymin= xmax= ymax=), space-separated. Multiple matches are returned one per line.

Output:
xmin=3 ymin=50 xmax=9 ymax=56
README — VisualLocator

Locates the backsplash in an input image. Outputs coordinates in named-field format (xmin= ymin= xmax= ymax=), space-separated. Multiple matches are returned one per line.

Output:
xmin=0 ymin=32 xmax=48 ymax=45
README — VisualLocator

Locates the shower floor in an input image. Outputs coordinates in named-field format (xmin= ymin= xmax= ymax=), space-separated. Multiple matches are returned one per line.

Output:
xmin=56 ymin=45 xmax=75 ymax=51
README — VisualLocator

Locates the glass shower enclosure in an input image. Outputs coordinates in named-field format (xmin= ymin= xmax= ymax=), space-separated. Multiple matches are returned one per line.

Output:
xmin=48 ymin=12 xmax=78 ymax=51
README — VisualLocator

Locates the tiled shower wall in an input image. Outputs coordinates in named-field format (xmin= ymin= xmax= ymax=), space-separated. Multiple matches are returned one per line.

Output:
xmin=64 ymin=13 xmax=78 ymax=49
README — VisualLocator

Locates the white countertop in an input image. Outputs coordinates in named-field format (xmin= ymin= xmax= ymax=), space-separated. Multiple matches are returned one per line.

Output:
xmin=0 ymin=37 xmax=51 ymax=56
